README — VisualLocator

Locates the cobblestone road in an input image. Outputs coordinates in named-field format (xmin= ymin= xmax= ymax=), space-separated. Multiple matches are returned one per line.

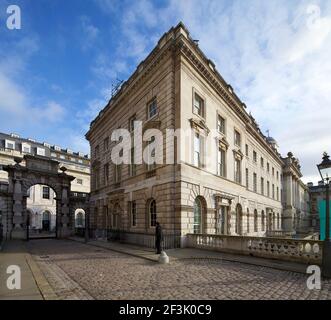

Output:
xmin=27 ymin=240 xmax=331 ymax=300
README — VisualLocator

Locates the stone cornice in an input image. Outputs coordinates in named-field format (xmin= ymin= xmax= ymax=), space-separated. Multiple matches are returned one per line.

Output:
xmin=233 ymin=148 xmax=244 ymax=160
xmin=86 ymin=31 xmax=177 ymax=140
xmin=216 ymin=136 xmax=230 ymax=150
xmin=85 ymin=22 xmax=283 ymax=168
xmin=178 ymin=39 xmax=250 ymax=124
xmin=189 ymin=118 xmax=210 ymax=135
xmin=178 ymin=36 xmax=283 ymax=165
xmin=246 ymin=124 xmax=283 ymax=165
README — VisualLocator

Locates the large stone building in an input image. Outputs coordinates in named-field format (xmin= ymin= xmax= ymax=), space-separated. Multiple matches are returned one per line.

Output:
xmin=86 ymin=23 xmax=311 ymax=245
xmin=307 ymin=180 xmax=329 ymax=235
xmin=0 ymin=132 xmax=90 ymax=238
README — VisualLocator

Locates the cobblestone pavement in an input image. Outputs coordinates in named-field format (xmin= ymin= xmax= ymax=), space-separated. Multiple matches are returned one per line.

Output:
xmin=27 ymin=239 xmax=331 ymax=300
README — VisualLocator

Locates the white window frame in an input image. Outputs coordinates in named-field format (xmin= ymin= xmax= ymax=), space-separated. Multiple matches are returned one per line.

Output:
xmin=234 ymin=130 xmax=241 ymax=148
xmin=147 ymin=98 xmax=157 ymax=120
xmin=217 ymin=113 xmax=226 ymax=135
xmin=194 ymin=132 xmax=201 ymax=168
xmin=217 ymin=147 xmax=226 ymax=177
xmin=5 ymin=140 xmax=15 ymax=150
xmin=193 ymin=90 xmax=205 ymax=119
xmin=22 ymin=143 xmax=31 ymax=154
xmin=42 ymin=186 xmax=50 ymax=199
xmin=36 ymin=147 xmax=46 ymax=156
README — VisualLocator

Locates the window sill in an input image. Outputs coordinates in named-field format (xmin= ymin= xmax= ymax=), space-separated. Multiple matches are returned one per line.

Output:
xmin=192 ymin=112 xmax=206 ymax=122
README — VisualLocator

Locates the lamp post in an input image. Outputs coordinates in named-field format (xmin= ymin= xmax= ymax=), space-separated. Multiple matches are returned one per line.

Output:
xmin=317 ymin=152 xmax=331 ymax=278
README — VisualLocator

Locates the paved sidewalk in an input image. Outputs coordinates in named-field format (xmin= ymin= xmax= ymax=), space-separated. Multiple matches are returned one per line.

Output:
xmin=0 ymin=241 xmax=57 ymax=300
xmin=69 ymin=237 xmax=309 ymax=274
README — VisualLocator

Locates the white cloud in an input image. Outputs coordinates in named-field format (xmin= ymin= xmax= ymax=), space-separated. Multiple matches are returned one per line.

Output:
xmin=154 ymin=0 xmax=331 ymax=184
xmin=0 ymin=71 xmax=65 ymax=126
xmin=80 ymin=16 xmax=99 ymax=51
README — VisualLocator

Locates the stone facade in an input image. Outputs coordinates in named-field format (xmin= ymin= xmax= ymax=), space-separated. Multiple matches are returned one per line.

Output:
xmin=307 ymin=180 xmax=329 ymax=235
xmin=282 ymin=152 xmax=311 ymax=236
xmin=86 ymin=23 xmax=311 ymax=244
xmin=0 ymin=133 xmax=90 ymax=239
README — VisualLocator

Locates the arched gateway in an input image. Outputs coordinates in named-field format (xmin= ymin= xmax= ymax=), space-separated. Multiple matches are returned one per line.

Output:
xmin=3 ymin=155 xmax=76 ymax=240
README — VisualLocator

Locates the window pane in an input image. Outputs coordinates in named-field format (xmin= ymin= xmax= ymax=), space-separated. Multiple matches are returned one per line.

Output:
xmin=193 ymin=199 xmax=201 ymax=234
xmin=217 ymin=115 xmax=225 ymax=133
xmin=194 ymin=133 xmax=200 ymax=167
xmin=194 ymin=93 xmax=204 ymax=117
xmin=148 ymin=100 xmax=157 ymax=119
xmin=150 ymin=200 xmax=156 ymax=227
xmin=42 ymin=186 xmax=50 ymax=199
xmin=234 ymin=131 xmax=241 ymax=146
xmin=218 ymin=148 xmax=225 ymax=177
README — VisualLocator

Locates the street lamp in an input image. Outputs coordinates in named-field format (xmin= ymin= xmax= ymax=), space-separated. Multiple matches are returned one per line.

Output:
xmin=317 ymin=152 xmax=331 ymax=278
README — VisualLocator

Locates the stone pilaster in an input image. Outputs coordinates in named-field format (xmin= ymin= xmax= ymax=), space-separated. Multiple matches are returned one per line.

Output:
xmin=58 ymin=187 xmax=71 ymax=238
xmin=11 ymin=178 xmax=25 ymax=239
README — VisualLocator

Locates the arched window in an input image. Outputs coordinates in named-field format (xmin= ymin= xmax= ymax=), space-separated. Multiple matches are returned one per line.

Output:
xmin=277 ymin=213 xmax=280 ymax=229
xmin=193 ymin=198 xmax=202 ymax=234
xmin=235 ymin=204 xmax=242 ymax=235
xmin=254 ymin=210 xmax=258 ymax=232
xmin=246 ymin=209 xmax=250 ymax=233
xmin=261 ymin=210 xmax=265 ymax=231
xmin=149 ymin=199 xmax=157 ymax=227
xmin=43 ymin=211 xmax=50 ymax=221
xmin=76 ymin=212 xmax=84 ymax=227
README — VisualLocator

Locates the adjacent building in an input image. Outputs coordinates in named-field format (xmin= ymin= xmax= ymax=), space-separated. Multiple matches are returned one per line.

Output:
xmin=307 ymin=181 xmax=328 ymax=235
xmin=0 ymin=132 xmax=90 ymax=235
xmin=86 ymin=23 xmax=311 ymax=245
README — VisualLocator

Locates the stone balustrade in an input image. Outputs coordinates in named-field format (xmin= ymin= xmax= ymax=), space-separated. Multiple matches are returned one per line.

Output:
xmin=187 ymin=233 xmax=323 ymax=265
xmin=265 ymin=230 xmax=295 ymax=238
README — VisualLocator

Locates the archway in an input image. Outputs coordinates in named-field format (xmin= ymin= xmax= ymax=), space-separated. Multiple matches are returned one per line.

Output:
xmin=26 ymin=184 xmax=57 ymax=239
xmin=193 ymin=196 xmax=207 ymax=234
xmin=74 ymin=208 xmax=86 ymax=237
xmin=75 ymin=209 xmax=85 ymax=228
xmin=3 ymin=155 xmax=75 ymax=240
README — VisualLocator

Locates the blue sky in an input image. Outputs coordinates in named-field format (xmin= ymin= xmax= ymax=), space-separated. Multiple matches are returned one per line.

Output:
xmin=0 ymin=0 xmax=330 ymax=183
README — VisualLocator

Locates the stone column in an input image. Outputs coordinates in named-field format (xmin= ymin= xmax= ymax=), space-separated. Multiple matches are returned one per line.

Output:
xmin=283 ymin=174 xmax=295 ymax=232
xmin=58 ymin=186 xmax=71 ymax=238
xmin=11 ymin=178 xmax=25 ymax=239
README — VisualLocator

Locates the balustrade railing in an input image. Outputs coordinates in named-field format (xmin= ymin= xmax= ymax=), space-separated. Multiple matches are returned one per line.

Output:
xmin=187 ymin=233 xmax=323 ymax=264
xmin=265 ymin=230 xmax=295 ymax=238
